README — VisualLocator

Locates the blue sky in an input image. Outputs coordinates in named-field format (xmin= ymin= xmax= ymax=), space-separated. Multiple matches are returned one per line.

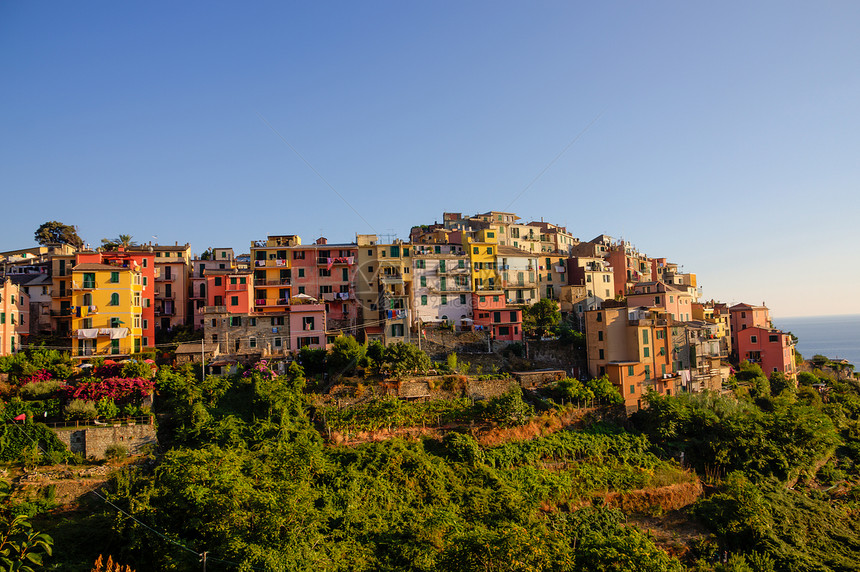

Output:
xmin=2 ymin=1 xmax=859 ymax=318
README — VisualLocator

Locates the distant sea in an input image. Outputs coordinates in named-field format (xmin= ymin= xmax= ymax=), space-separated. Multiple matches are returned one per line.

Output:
xmin=773 ymin=314 xmax=860 ymax=368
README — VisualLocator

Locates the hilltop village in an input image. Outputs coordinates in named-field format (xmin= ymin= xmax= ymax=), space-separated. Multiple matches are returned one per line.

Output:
xmin=1 ymin=211 xmax=797 ymax=410
xmin=4 ymin=213 xmax=860 ymax=572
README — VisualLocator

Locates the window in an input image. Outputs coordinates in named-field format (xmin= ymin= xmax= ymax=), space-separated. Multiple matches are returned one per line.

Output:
xmin=644 ymin=365 xmax=651 ymax=379
xmin=441 ymin=295 xmax=447 ymax=305
xmin=421 ymin=295 xmax=428 ymax=306
xmin=272 ymin=316 xmax=285 ymax=325
xmin=142 ymin=258 xmax=147 ymax=268
xmin=630 ymin=384 xmax=635 ymax=395
xmin=143 ymin=319 xmax=148 ymax=330
xmin=215 ymin=277 xmax=222 ymax=286
xmin=642 ymin=330 xmax=649 ymax=344
xmin=598 ymin=331 xmax=603 ymax=341
xmin=249 ymin=337 xmax=257 ymax=348
xmin=599 ymin=349 xmax=605 ymax=359
xmin=143 ymin=277 xmax=148 ymax=286
xmin=493 ymin=295 xmax=499 ymax=302
xmin=110 ymin=317 xmax=121 ymax=328
xmin=750 ymin=335 xmax=757 ymax=343
xmin=367 ymin=265 xmax=373 ymax=273
xmin=669 ymin=295 xmax=674 ymax=303
xmin=499 ymin=326 xmax=510 ymax=335
xmin=231 ymin=296 xmax=239 ymax=306
xmin=302 ymin=316 xmax=315 ymax=330
xmin=654 ymin=296 xmax=660 ymax=304
xmin=420 ymin=276 xmax=427 ymax=287
xmin=109 ymin=293 xmax=120 ymax=306
xmin=643 ymin=347 xmax=650 ymax=358
xmin=230 ymin=317 xmax=241 ymax=327
xmin=416 ymin=259 xmax=425 ymax=269
xmin=769 ymin=334 xmax=778 ymax=343
xmin=109 ymin=271 xmax=119 ymax=283
xmin=274 ymin=337 xmax=282 ymax=348
xmin=486 ymin=247 xmax=492 ymax=255
xmin=628 ymin=365 xmax=635 ymax=376
xmin=298 ymin=269 xmax=305 ymax=278
xmin=461 ymin=295 xmax=467 ymax=305
xmin=211 ymin=319 xmax=217 ymax=327
xmin=230 ymin=277 xmax=237 ymax=284
xmin=510 ymin=311 xmax=517 ymax=322
xmin=82 ymin=273 xmax=96 ymax=289
xmin=596 ymin=312 xmax=602 ymax=322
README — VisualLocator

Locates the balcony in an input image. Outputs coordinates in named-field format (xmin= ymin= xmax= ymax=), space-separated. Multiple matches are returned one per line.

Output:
xmin=317 ymin=256 xmax=355 ymax=266
xmin=322 ymin=292 xmax=352 ymax=301
xmin=51 ymin=309 xmax=73 ymax=317
xmin=380 ymin=274 xmax=404 ymax=285
xmin=254 ymin=279 xmax=291 ymax=286
xmin=203 ymin=306 xmax=227 ymax=313
xmin=254 ymin=259 xmax=288 ymax=268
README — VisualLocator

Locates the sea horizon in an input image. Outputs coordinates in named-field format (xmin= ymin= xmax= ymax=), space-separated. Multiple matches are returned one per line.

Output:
xmin=773 ymin=313 xmax=860 ymax=369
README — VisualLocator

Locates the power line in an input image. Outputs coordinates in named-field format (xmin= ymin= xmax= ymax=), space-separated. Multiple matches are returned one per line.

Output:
xmin=505 ymin=111 xmax=605 ymax=210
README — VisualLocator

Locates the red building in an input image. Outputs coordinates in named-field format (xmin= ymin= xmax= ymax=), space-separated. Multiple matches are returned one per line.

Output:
xmin=471 ymin=292 xmax=523 ymax=341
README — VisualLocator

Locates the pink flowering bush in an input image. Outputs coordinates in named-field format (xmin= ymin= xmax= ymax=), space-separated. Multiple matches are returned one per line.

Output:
xmin=243 ymin=360 xmax=277 ymax=380
xmin=63 ymin=376 xmax=155 ymax=405
xmin=20 ymin=369 xmax=53 ymax=385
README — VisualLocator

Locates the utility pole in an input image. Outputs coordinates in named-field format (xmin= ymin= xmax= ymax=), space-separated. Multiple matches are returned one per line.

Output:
xmin=201 ymin=338 xmax=205 ymax=383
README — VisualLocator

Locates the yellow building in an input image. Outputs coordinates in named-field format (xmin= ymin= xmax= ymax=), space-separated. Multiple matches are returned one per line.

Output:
xmin=468 ymin=229 xmax=500 ymax=293
xmin=71 ymin=263 xmax=143 ymax=357
xmin=250 ymin=235 xmax=300 ymax=310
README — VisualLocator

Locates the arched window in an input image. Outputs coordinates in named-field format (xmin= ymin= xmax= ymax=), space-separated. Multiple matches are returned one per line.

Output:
xmin=109 ymin=293 xmax=120 ymax=306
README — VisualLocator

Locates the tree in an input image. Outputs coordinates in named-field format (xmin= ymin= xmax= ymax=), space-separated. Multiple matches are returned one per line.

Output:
xmin=327 ymin=336 xmax=366 ymax=378
xmin=100 ymin=235 xmax=137 ymax=251
xmin=522 ymin=298 xmax=560 ymax=338
xmin=33 ymin=221 xmax=83 ymax=249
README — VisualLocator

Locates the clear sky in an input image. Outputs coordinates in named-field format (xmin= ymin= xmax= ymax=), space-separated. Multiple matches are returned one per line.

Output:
xmin=2 ymin=1 xmax=859 ymax=318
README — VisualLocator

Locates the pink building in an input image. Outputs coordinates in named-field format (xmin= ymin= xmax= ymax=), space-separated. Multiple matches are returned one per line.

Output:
xmin=471 ymin=292 xmax=523 ymax=341
xmin=289 ymin=303 xmax=327 ymax=350
xmin=0 ymin=277 xmax=29 ymax=355
xmin=729 ymin=303 xmax=771 ymax=359
xmin=735 ymin=326 xmax=796 ymax=378
xmin=627 ymin=281 xmax=694 ymax=323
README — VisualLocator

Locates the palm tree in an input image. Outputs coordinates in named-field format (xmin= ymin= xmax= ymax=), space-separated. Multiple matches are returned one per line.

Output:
xmin=100 ymin=234 xmax=137 ymax=251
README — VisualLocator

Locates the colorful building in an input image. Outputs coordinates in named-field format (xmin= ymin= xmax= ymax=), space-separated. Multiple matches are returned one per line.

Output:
xmin=411 ymin=243 xmax=471 ymax=329
xmin=472 ymin=292 xmax=523 ymax=342
xmin=0 ymin=277 xmax=29 ymax=355
xmin=75 ymin=249 xmax=156 ymax=351
xmin=627 ymin=281 xmax=695 ymax=323
xmin=355 ymin=234 xmax=411 ymax=344
xmin=191 ymin=248 xmax=236 ymax=329
xmin=130 ymin=243 xmax=192 ymax=332
xmin=585 ymin=306 xmax=679 ymax=412
xmin=70 ymin=262 xmax=143 ymax=358
xmin=497 ymin=245 xmax=539 ymax=306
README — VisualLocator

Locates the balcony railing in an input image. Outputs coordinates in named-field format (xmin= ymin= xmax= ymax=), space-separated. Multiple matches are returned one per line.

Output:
xmin=254 ymin=279 xmax=291 ymax=286
xmin=322 ymin=292 xmax=352 ymax=301
xmin=51 ymin=309 xmax=73 ymax=317
xmin=317 ymin=256 xmax=355 ymax=266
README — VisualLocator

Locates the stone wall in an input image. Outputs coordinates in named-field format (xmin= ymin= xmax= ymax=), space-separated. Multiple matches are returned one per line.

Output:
xmin=53 ymin=422 xmax=157 ymax=460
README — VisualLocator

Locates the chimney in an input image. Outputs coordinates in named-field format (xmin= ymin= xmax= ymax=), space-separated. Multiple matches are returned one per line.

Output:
xmin=316 ymin=237 xmax=327 ymax=245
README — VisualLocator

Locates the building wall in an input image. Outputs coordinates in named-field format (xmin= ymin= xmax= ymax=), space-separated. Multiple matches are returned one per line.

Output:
xmin=736 ymin=326 xmax=796 ymax=378
xmin=70 ymin=265 xmax=142 ymax=357
xmin=53 ymin=422 xmax=157 ymax=459
xmin=0 ymin=279 xmax=29 ymax=355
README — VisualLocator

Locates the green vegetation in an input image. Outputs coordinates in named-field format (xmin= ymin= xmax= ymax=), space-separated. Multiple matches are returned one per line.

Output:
xmin=5 ymin=345 xmax=860 ymax=570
